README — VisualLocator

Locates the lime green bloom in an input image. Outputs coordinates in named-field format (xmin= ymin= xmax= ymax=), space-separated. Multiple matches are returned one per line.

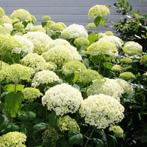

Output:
xmin=79 ymin=94 xmax=124 ymax=129
xmin=0 ymin=64 xmax=34 ymax=83
xmin=88 ymin=5 xmax=110 ymax=19
xmin=140 ymin=54 xmax=147 ymax=66
xmin=86 ymin=23 xmax=96 ymax=29
xmin=111 ymin=65 xmax=123 ymax=72
xmin=22 ymin=87 xmax=42 ymax=102
xmin=62 ymin=60 xmax=86 ymax=76
xmin=26 ymin=24 xmax=46 ymax=32
xmin=74 ymin=37 xmax=90 ymax=48
xmin=123 ymin=41 xmax=142 ymax=56
xmin=119 ymin=72 xmax=136 ymax=81
xmin=10 ymin=9 xmax=34 ymax=22
xmin=49 ymin=22 xmax=66 ymax=31
xmin=120 ymin=57 xmax=133 ymax=64
xmin=85 ymin=41 xmax=118 ymax=57
xmin=0 ymin=7 xmax=5 ymax=17
xmin=58 ymin=115 xmax=80 ymax=133
xmin=109 ymin=125 xmax=124 ymax=138
xmin=0 ymin=131 xmax=27 ymax=147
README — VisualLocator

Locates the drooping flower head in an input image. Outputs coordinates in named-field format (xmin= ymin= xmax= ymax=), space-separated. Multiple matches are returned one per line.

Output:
xmin=85 ymin=40 xmax=118 ymax=57
xmin=32 ymin=70 xmax=61 ymax=87
xmin=61 ymin=24 xmax=88 ymax=39
xmin=109 ymin=125 xmax=124 ymax=138
xmin=122 ymin=41 xmax=143 ymax=56
xmin=42 ymin=83 xmax=83 ymax=116
xmin=79 ymin=94 xmax=124 ymax=129
xmin=0 ymin=131 xmax=27 ymax=147
xmin=88 ymin=5 xmax=110 ymax=19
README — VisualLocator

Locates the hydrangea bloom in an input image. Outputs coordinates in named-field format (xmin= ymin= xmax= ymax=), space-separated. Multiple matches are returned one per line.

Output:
xmin=111 ymin=65 xmax=123 ymax=72
xmin=24 ymin=31 xmax=53 ymax=55
xmin=98 ymin=36 xmax=123 ymax=48
xmin=0 ymin=131 xmax=27 ymax=147
xmin=86 ymin=23 xmax=97 ymax=29
xmin=74 ymin=37 xmax=90 ymax=48
xmin=21 ymin=53 xmax=47 ymax=71
xmin=0 ymin=7 xmax=5 ymax=17
xmin=62 ymin=60 xmax=86 ymax=76
xmin=87 ymin=78 xmax=134 ymax=100
xmin=22 ymin=87 xmax=42 ymax=102
xmin=42 ymin=45 xmax=81 ymax=67
xmin=58 ymin=115 xmax=80 ymax=133
xmin=119 ymin=72 xmax=136 ymax=81
xmin=1 ymin=23 xmax=13 ymax=34
xmin=49 ymin=22 xmax=66 ymax=31
xmin=123 ymin=41 xmax=143 ymax=56
xmin=140 ymin=54 xmax=147 ymax=66
xmin=51 ymin=39 xmax=71 ymax=48
xmin=88 ymin=5 xmax=110 ymax=19
xmin=77 ymin=69 xmax=103 ymax=85
xmin=42 ymin=83 xmax=83 ymax=116
xmin=0 ymin=64 xmax=34 ymax=83
xmin=79 ymin=94 xmax=124 ymax=129
xmin=10 ymin=9 xmax=34 ymax=22
xmin=109 ymin=125 xmax=124 ymax=138
xmin=26 ymin=24 xmax=45 ymax=32
xmin=120 ymin=57 xmax=133 ymax=64
xmin=61 ymin=24 xmax=88 ymax=39
xmin=14 ymin=35 xmax=34 ymax=55
xmin=32 ymin=70 xmax=61 ymax=87
xmin=85 ymin=41 xmax=118 ymax=57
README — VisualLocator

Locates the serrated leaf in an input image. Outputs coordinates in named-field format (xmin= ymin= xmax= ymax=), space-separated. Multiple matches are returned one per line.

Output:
xmin=68 ymin=133 xmax=83 ymax=145
xmin=4 ymin=92 xmax=24 ymax=118
xmin=33 ymin=122 xmax=48 ymax=132
xmin=93 ymin=138 xmax=105 ymax=147
xmin=88 ymin=32 xmax=98 ymax=44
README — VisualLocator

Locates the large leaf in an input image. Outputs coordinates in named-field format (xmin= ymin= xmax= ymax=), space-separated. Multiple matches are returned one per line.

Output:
xmin=88 ymin=32 xmax=98 ymax=44
xmin=68 ymin=132 xmax=83 ymax=145
xmin=94 ymin=16 xmax=106 ymax=27
xmin=4 ymin=92 xmax=24 ymax=118
xmin=3 ymin=84 xmax=24 ymax=92
xmin=93 ymin=138 xmax=105 ymax=147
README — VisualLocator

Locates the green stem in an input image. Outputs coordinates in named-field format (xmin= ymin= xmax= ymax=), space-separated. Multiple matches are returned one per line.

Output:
xmin=102 ymin=129 xmax=108 ymax=147
xmin=84 ymin=128 xmax=95 ymax=147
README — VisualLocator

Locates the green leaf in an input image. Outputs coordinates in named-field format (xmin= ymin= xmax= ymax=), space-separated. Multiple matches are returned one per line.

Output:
xmin=33 ymin=122 xmax=48 ymax=132
xmin=47 ymin=112 xmax=58 ymax=127
xmin=88 ymin=32 xmax=98 ymax=44
xmin=68 ymin=133 xmax=83 ymax=145
xmin=3 ymin=84 xmax=24 ymax=92
xmin=0 ymin=115 xmax=9 ymax=132
xmin=4 ymin=92 xmax=24 ymax=118
xmin=107 ymin=135 xmax=117 ymax=147
xmin=18 ymin=111 xmax=36 ymax=121
xmin=103 ymin=62 xmax=113 ymax=69
xmin=94 ymin=16 xmax=106 ymax=27
xmin=93 ymin=138 xmax=105 ymax=147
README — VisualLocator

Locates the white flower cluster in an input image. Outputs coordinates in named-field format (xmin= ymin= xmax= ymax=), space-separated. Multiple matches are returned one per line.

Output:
xmin=24 ymin=31 xmax=53 ymax=54
xmin=87 ymin=78 xmax=134 ymax=100
xmin=14 ymin=35 xmax=34 ymax=55
xmin=123 ymin=41 xmax=143 ymax=56
xmin=42 ymin=83 xmax=83 ymax=116
xmin=98 ymin=36 xmax=123 ymax=49
xmin=61 ymin=24 xmax=88 ymax=39
xmin=32 ymin=70 xmax=61 ymax=87
xmin=79 ymin=94 xmax=124 ymax=129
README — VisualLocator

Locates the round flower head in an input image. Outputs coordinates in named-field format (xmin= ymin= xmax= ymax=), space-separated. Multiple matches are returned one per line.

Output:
xmin=62 ymin=60 xmax=86 ymax=76
xmin=61 ymin=24 xmax=88 ymax=39
xmin=32 ymin=70 xmax=61 ymax=87
xmin=88 ymin=5 xmax=110 ymax=19
xmin=10 ymin=9 xmax=34 ymax=22
xmin=120 ymin=57 xmax=133 ymax=64
xmin=87 ymin=78 xmax=124 ymax=101
xmin=140 ymin=54 xmax=147 ymax=66
xmin=51 ymin=39 xmax=71 ymax=48
xmin=111 ymin=65 xmax=123 ymax=72
xmin=1 ymin=64 xmax=34 ymax=83
xmin=109 ymin=125 xmax=124 ymax=138
xmin=3 ymin=23 xmax=13 ymax=32
xmin=26 ymin=24 xmax=45 ymax=32
xmin=86 ymin=23 xmax=97 ymax=29
xmin=79 ymin=94 xmax=124 ymax=129
xmin=49 ymin=22 xmax=66 ymax=31
xmin=58 ymin=115 xmax=80 ymax=133
xmin=42 ymin=45 xmax=79 ymax=67
xmin=119 ymin=72 xmax=136 ymax=81
xmin=13 ymin=22 xmax=25 ymax=33
xmin=22 ymin=87 xmax=42 ymax=102
xmin=85 ymin=41 xmax=118 ymax=57
xmin=0 ymin=131 xmax=27 ymax=147
xmin=0 ymin=34 xmax=21 ymax=60
xmin=21 ymin=53 xmax=47 ymax=71
xmin=24 ymin=31 xmax=53 ymax=55
xmin=74 ymin=37 xmax=90 ymax=48
xmin=42 ymin=83 xmax=83 ymax=116
xmin=44 ymin=62 xmax=57 ymax=71
xmin=98 ymin=36 xmax=123 ymax=48
xmin=87 ymin=78 xmax=134 ymax=100
xmin=0 ymin=25 xmax=10 ymax=34
xmin=0 ymin=7 xmax=5 ymax=17
xmin=123 ymin=41 xmax=142 ymax=56
xmin=76 ymin=69 xmax=103 ymax=86
xmin=14 ymin=35 xmax=34 ymax=56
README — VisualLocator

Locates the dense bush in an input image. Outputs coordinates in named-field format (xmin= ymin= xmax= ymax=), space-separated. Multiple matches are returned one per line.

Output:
xmin=0 ymin=4 xmax=147 ymax=147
